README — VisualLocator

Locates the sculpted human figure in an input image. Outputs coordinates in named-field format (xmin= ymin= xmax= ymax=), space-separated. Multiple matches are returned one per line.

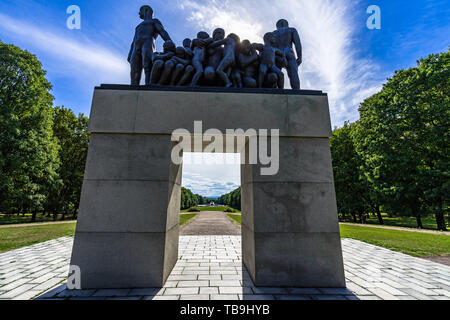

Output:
xmin=204 ymin=28 xmax=225 ymax=85
xmin=150 ymin=40 xmax=176 ymax=85
xmin=273 ymin=19 xmax=302 ymax=89
xmin=237 ymin=40 xmax=259 ymax=88
xmin=182 ymin=38 xmax=193 ymax=59
xmin=253 ymin=32 xmax=286 ymax=89
xmin=190 ymin=31 xmax=214 ymax=86
xmin=128 ymin=5 xmax=171 ymax=85
xmin=210 ymin=33 xmax=240 ymax=88
xmin=170 ymin=46 xmax=194 ymax=86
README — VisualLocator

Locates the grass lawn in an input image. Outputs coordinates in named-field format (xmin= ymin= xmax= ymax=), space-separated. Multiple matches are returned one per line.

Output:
xmin=180 ymin=214 xmax=197 ymax=226
xmin=222 ymin=215 xmax=449 ymax=257
xmin=340 ymin=224 xmax=450 ymax=257
xmin=340 ymin=215 xmax=449 ymax=231
xmin=181 ymin=206 xmax=241 ymax=213
xmin=0 ymin=222 xmax=77 ymax=253
xmin=0 ymin=213 xmax=76 ymax=226
xmin=0 ymin=215 xmax=200 ymax=253
xmin=227 ymin=214 xmax=242 ymax=225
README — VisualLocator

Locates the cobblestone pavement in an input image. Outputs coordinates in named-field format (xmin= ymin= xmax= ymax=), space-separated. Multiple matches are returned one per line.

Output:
xmin=0 ymin=238 xmax=71 ymax=300
xmin=0 ymin=236 xmax=449 ymax=300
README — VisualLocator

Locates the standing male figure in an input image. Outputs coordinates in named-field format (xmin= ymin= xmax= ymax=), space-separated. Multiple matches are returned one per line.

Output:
xmin=128 ymin=5 xmax=171 ymax=85
xmin=273 ymin=19 xmax=302 ymax=89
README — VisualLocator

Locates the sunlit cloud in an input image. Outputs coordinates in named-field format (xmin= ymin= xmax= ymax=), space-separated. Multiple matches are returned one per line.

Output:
xmin=0 ymin=12 xmax=129 ymax=83
xmin=178 ymin=0 xmax=384 ymax=126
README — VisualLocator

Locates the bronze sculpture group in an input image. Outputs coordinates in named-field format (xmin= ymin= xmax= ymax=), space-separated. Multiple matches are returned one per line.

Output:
xmin=128 ymin=5 xmax=302 ymax=90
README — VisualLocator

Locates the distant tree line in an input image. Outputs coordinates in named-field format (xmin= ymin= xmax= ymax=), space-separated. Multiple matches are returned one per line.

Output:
xmin=217 ymin=187 xmax=241 ymax=210
xmin=0 ymin=41 xmax=89 ymax=221
xmin=180 ymin=187 xmax=208 ymax=210
xmin=331 ymin=50 xmax=449 ymax=231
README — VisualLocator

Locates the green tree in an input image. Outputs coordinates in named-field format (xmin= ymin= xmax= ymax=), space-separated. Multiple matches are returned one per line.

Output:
xmin=353 ymin=50 xmax=449 ymax=230
xmin=330 ymin=122 xmax=382 ymax=224
xmin=180 ymin=187 xmax=199 ymax=210
xmin=218 ymin=187 xmax=241 ymax=210
xmin=0 ymin=42 xmax=60 ymax=221
xmin=195 ymin=194 xmax=206 ymax=205
xmin=46 ymin=107 xmax=89 ymax=219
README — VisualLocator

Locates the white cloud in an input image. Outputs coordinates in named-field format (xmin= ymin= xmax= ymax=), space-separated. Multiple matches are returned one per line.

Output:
xmin=178 ymin=0 xmax=384 ymax=126
xmin=0 ymin=12 xmax=129 ymax=83
xmin=182 ymin=153 xmax=241 ymax=197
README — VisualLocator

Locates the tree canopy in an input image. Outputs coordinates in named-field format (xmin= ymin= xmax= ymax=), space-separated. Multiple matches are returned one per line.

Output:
xmin=0 ymin=41 xmax=60 ymax=218
xmin=335 ymin=50 xmax=449 ymax=230
xmin=181 ymin=188 xmax=207 ymax=209
xmin=46 ymin=107 xmax=89 ymax=218
xmin=217 ymin=187 xmax=241 ymax=210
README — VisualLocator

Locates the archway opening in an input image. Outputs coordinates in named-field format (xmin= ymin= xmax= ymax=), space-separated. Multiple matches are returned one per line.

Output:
xmin=180 ymin=152 xmax=242 ymax=236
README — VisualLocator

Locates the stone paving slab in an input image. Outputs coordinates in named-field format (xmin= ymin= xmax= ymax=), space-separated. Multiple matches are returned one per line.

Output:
xmin=0 ymin=236 xmax=449 ymax=300
xmin=0 ymin=237 xmax=72 ymax=300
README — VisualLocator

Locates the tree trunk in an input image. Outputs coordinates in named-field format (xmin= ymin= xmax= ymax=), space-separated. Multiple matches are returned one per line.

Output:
xmin=61 ymin=212 xmax=66 ymax=221
xmin=435 ymin=200 xmax=447 ymax=231
xmin=358 ymin=208 xmax=366 ymax=224
xmin=416 ymin=214 xmax=423 ymax=229
xmin=53 ymin=213 xmax=58 ymax=221
xmin=351 ymin=213 xmax=357 ymax=223
xmin=376 ymin=206 xmax=384 ymax=225
xmin=435 ymin=213 xmax=445 ymax=231
xmin=31 ymin=211 xmax=37 ymax=223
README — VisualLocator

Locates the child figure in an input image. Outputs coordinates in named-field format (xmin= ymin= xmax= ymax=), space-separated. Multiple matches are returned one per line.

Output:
xmin=150 ymin=40 xmax=176 ymax=85
xmin=182 ymin=38 xmax=194 ymax=59
xmin=236 ymin=40 xmax=259 ymax=88
xmin=209 ymin=33 xmax=240 ymax=87
xmin=190 ymin=32 xmax=214 ymax=86
xmin=170 ymin=46 xmax=194 ymax=86
xmin=253 ymin=32 xmax=286 ymax=89
xmin=204 ymin=28 xmax=225 ymax=85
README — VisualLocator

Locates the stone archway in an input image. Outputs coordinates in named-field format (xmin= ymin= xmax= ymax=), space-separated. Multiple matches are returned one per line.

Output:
xmin=69 ymin=85 xmax=346 ymax=289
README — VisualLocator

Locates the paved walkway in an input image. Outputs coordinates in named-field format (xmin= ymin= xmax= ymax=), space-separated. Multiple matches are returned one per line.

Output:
xmin=0 ymin=238 xmax=71 ymax=300
xmin=180 ymin=212 xmax=241 ymax=236
xmin=1 ymin=236 xmax=449 ymax=300
xmin=340 ymin=222 xmax=450 ymax=235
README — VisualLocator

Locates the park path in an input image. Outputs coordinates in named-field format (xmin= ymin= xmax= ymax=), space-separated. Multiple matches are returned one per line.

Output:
xmin=0 ymin=220 xmax=76 ymax=229
xmin=180 ymin=211 xmax=241 ymax=236
xmin=340 ymin=222 xmax=450 ymax=236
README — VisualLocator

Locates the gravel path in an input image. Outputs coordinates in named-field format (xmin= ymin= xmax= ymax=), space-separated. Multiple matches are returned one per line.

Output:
xmin=180 ymin=211 xmax=241 ymax=236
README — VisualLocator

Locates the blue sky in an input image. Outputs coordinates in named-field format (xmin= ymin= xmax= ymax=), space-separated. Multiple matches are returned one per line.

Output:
xmin=1 ymin=0 xmax=449 ymax=197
